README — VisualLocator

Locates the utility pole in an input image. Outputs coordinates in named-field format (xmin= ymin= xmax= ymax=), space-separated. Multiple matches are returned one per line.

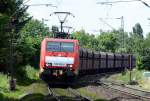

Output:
xmin=99 ymin=16 xmax=125 ymax=51
xmin=117 ymin=16 xmax=125 ymax=51
xmin=121 ymin=16 xmax=125 ymax=52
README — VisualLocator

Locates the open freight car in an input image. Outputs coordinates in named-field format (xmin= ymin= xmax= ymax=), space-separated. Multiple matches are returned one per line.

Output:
xmin=79 ymin=48 xmax=136 ymax=75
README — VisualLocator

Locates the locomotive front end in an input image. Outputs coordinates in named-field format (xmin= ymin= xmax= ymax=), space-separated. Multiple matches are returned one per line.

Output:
xmin=40 ymin=38 xmax=79 ymax=81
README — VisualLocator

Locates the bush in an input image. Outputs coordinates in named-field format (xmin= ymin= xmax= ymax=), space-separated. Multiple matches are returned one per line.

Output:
xmin=141 ymin=56 xmax=150 ymax=70
xmin=137 ymin=58 xmax=143 ymax=70
xmin=0 ymin=73 xmax=9 ymax=90
xmin=14 ymin=65 xmax=39 ymax=85
xmin=25 ymin=65 xmax=39 ymax=80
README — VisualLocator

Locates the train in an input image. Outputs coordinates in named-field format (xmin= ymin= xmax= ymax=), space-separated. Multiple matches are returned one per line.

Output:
xmin=39 ymin=37 xmax=136 ymax=82
xmin=39 ymin=38 xmax=79 ymax=82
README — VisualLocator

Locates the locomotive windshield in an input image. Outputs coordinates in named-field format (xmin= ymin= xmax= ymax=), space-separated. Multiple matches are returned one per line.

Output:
xmin=46 ymin=42 xmax=74 ymax=52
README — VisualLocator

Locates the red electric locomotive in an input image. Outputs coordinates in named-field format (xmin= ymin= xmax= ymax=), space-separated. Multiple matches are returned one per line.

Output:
xmin=39 ymin=38 xmax=79 ymax=81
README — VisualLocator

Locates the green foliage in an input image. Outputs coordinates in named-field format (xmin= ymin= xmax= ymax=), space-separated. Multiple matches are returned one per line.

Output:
xmin=132 ymin=23 xmax=143 ymax=39
xmin=21 ymin=19 xmax=49 ymax=37
xmin=136 ymin=58 xmax=143 ymax=70
xmin=25 ymin=65 xmax=39 ymax=80
xmin=0 ymin=0 xmax=31 ymax=71
xmin=0 ymin=69 xmax=47 ymax=100
xmin=97 ymin=32 xmax=118 ymax=52
xmin=0 ymin=73 xmax=9 ymax=90
xmin=17 ymin=19 xmax=49 ymax=67
xmin=141 ymin=56 xmax=150 ymax=70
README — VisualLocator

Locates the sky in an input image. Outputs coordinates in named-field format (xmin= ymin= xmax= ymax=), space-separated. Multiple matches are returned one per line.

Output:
xmin=26 ymin=0 xmax=150 ymax=36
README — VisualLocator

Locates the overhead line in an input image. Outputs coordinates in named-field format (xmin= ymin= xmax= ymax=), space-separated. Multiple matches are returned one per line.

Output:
xmin=23 ymin=0 xmax=31 ymax=4
xmin=97 ymin=0 xmax=139 ymax=4
xmin=99 ymin=18 xmax=115 ymax=30
xmin=97 ymin=0 xmax=150 ymax=8
xmin=25 ymin=4 xmax=57 ymax=8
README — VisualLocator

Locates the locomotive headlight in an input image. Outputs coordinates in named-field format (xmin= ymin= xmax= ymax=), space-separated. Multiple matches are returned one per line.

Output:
xmin=70 ymin=64 xmax=73 ymax=67
xmin=67 ymin=64 xmax=73 ymax=68
xmin=46 ymin=63 xmax=52 ymax=66
xmin=46 ymin=63 xmax=49 ymax=67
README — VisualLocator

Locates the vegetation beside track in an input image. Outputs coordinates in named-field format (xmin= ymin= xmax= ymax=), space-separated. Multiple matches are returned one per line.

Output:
xmin=0 ymin=65 xmax=109 ymax=101
xmin=106 ymin=69 xmax=150 ymax=90
xmin=77 ymin=87 xmax=101 ymax=100
xmin=0 ymin=65 xmax=48 ymax=100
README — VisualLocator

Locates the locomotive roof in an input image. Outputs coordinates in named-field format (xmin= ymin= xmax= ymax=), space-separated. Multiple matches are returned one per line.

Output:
xmin=44 ymin=38 xmax=78 ymax=42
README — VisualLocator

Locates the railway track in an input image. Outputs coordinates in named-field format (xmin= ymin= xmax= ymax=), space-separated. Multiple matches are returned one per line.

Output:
xmin=47 ymin=86 xmax=62 ymax=101
xmin=67 ymin=87 xmax=92 ymax=101
xmin=47 ymin=85 xmax=92 ymax=101
xmin=96 ymin=79 xmax=150 ymax=101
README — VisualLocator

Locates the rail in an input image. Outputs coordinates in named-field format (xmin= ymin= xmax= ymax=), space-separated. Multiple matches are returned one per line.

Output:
xmin=47 ymin=85 xmax=93 ymax=101
xmin=47 ymin=86 xmax=62 ymax=101
xmin=96 ymin=80 xmax=150 ymax=101
xmin=67 ymin=87 xmax=93 ymax=101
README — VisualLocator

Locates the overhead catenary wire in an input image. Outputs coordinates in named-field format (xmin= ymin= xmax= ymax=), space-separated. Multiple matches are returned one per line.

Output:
xmin=99 ymin=18 xmax=116 ymax=30
xmin=24 ymin=4 xmax=57 ymax=8
xmin=97 ymin=0 xmax=150 ymax=8
xmin=97 ymin=0 xmax=139 ymax=4
xmin=23 ymin=0 xmax=31 ymax=4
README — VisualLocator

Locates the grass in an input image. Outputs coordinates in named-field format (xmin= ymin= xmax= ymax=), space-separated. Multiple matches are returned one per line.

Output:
xmin=107 ymin=69 xmax=150 ymax=90
xmin=77 ymin=87 xmax=108 ymax=101
xmin=0 ymin=65 xmax=48 ymax=100
xmin=108 ymin=69 xmax=143 ymax=83
xmin=54 ymin=88 xmax=72 ymax=97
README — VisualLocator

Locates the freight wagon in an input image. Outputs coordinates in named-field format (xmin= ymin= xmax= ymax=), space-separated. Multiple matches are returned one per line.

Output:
xmin=79 ymin=48 xmax=136 ymax=75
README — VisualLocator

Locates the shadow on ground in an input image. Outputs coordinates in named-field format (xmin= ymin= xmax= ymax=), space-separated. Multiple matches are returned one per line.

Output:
xmin=75 ymin=73 xmax=118 ymax=89
xmin=14 ymin=67 xmax=37 ymax=86
xmin=47 ymin=73 xmax=117 ymax=89
xmin=19 ymin=93 xmax=108 ymax=101
xmin=0 ymin=93 xmax=17 ymax=101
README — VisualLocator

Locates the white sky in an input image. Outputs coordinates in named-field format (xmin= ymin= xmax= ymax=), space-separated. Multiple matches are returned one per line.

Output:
xmin=26 ymin=0 xmax=150 ymax=35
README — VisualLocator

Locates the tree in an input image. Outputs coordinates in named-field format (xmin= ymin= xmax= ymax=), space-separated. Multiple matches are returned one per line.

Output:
xmin=97 ymin=32 xmax=118 ymax=52
xmin=17 ymin=19 xmax=50 ymax=67
xmin=138 ymin=33 xmax=150 ymax=70
xmin=132 ymin=23 xmax=143 ymax=39
xmin=0 ymin=0 xmax=31 ymax=71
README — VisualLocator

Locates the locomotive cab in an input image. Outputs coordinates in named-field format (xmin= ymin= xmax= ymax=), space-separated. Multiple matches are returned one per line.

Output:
xmin=40 ymin=38 xmax=79 ymax=81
